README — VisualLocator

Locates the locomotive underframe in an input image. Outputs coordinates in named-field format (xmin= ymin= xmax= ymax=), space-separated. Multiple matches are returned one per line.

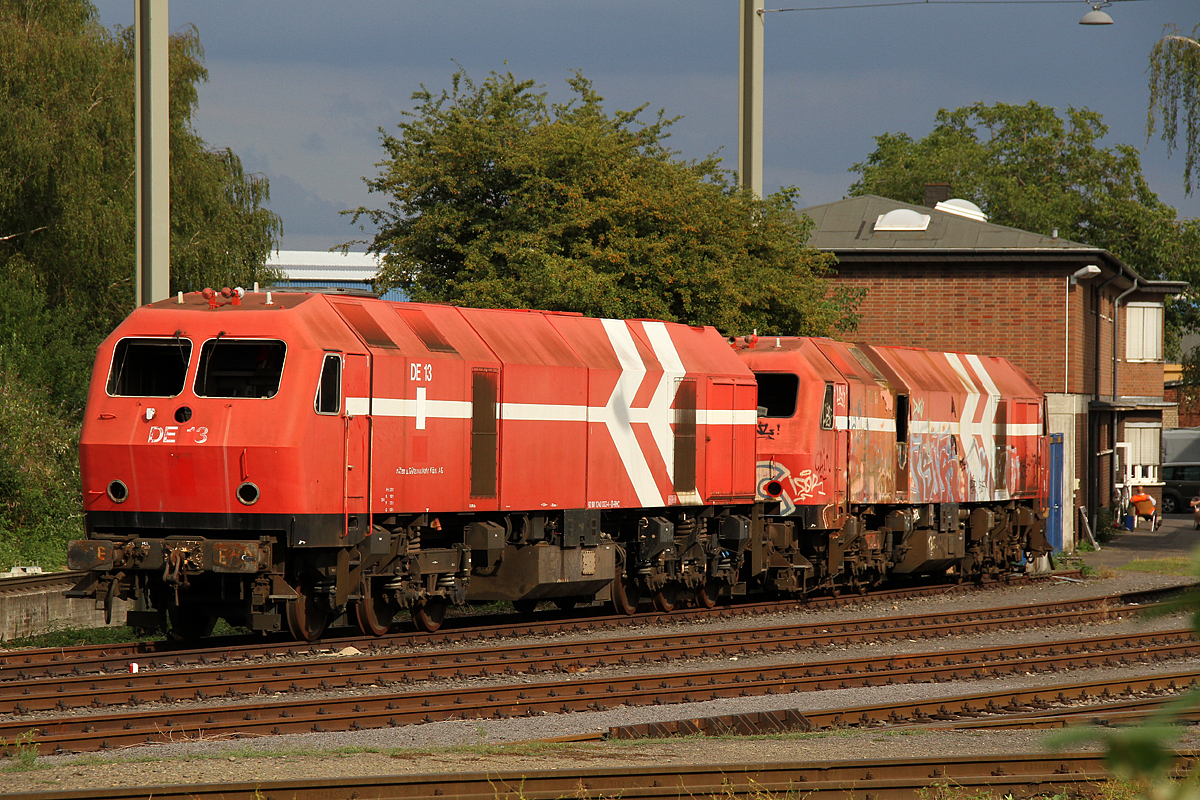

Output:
xmin=68 ymin=496 xmax=1047 ymax=641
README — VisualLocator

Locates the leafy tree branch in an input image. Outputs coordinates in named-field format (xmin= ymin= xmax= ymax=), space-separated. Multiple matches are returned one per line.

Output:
xmin=348 ymin=68 xmax=859 ymax=337
xmin=1148 ymin=23 xmax=1200 ymax=196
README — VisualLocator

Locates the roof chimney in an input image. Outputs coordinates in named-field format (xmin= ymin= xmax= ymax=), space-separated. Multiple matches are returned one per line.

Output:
xmin=923 ymin=182 xmax=952 ymax=208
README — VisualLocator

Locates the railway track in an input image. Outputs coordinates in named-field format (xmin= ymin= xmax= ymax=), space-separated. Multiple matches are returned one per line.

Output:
xmin=11 ymin=751 xmax=1197 ymax=800
xmin=0 ymin=572 xmax=1135 ymax=677
xmin=3 ymin=589 xmax=1195 ymax=755
xmin=0 ymin=590 xmax=1177 ymax=715
xmin=0 ymin=570 xmax=1091 ymax=679
xmin=0 ymin=570 xmax=84 ymax=597
xmin=610 ymin=666 xmax=1200 ymax=740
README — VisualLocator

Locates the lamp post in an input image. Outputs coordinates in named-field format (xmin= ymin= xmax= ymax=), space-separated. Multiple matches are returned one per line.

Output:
xmin=738 ymin=0 xmax=764 ymax=198
xmin=135 ymin=0 xmax=170 ymax=307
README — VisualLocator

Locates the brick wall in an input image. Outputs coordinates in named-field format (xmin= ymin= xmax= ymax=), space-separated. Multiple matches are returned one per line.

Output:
xmin=834 ymin=261 xmax=1066 ymax=391
xmin=829 ymin=258 xmax=1167 ymax=522
xmin=1117 ymin=302 xmax=1166 ymax=399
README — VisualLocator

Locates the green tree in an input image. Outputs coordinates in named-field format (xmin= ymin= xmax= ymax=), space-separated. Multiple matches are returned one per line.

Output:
xmin=349 ymin=68 xmax=858 ymax=337
xmin=1148 ymin=23 xmax=1200 ymax=196
xmin=848 ymin=100 xmax=1200 ymax=347
xmin=0 ymin=0 xmax=281 ymax=566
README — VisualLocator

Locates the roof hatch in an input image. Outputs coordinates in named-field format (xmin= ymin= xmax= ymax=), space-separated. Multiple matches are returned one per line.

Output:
xmin=934 ymin=198 xmax=987 ymax=222
xmin=874 ymin=209 xmax=930 ymax=231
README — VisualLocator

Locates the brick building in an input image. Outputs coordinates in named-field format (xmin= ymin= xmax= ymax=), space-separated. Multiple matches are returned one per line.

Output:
xmin=800 ymin=192 xmax=1186 ymax=550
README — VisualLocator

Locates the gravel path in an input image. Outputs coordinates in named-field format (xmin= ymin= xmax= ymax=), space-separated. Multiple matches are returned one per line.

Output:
xmin=2 ymin=527 xmax=1197 ymax=796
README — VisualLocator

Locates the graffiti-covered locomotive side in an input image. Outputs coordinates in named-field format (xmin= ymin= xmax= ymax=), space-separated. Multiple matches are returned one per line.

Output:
xmin=733 ymin=337 xmax=1050 ymax=595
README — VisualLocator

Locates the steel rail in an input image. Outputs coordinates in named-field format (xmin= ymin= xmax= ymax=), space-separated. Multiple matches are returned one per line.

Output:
xmin=610 ymin=669 xmax=1200 ymax=741
xmin=608 ymin=690 xmax=1200 ymax=739
xmin=0 ymin=571 xmax=1090 ymax=678
xmin=0 ymin=596 xmax=1188 ymax=716
xmin=7 ymin=627 xmax=1200 ymax=755
xmin=10 ymin=751 xmax=1196 ymax=800
xmin=0 ymin=578 xmax=1156 ymax=686
xmin=0 ymin=570 xmax=85 ymax=596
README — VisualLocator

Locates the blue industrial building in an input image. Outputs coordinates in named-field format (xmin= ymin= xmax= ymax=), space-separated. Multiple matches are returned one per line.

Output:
xmin=265 ymin=250 xmax=406 ymax=302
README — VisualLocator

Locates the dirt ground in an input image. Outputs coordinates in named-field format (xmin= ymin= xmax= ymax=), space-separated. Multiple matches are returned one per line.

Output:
xmin=1079 ymin=509 xmax=1199 ymax=571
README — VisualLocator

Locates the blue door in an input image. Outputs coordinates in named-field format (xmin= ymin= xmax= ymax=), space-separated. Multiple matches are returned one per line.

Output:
xmin=1047 ymin=433 xmax=1064 ymax=551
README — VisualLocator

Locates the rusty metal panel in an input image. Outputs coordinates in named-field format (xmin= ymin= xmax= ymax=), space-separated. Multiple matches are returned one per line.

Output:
xmin=67 ymin=540 xmax=113 ymax=571
xmin=467 ymin=542 xmax=616 ymax=602
xmin=210 ymin=541 xmax=263 ymax=574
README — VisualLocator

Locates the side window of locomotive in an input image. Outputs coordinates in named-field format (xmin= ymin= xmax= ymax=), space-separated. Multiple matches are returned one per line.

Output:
xmin=820 ymin=384 xmax=835 ymax=430
xmin=754 ymin=373 xmax=799 ymax=418
xmin=315 ymin=354 xmax=341 ymax=414
xmin=896 ymin=395 xmax=909 ymax=441
xmin=194 ymin=339 xmax=286 ymax=398
xmin=107 ymin=337 xmax=192 ymax=397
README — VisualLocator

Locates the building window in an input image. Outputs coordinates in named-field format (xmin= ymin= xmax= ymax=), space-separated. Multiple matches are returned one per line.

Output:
xmin=1122 ymin=422 xmax=1162 ymax=485
xmin=1126 ymin=303 xmax=1163 ymax=362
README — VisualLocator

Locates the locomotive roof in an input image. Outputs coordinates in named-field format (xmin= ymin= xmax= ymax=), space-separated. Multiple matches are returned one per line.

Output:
xmin=143 ymin=291 xmax=320 ymax=310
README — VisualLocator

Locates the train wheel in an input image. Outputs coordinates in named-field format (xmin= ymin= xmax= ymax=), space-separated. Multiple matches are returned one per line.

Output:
xmin=168 ymin=606 xmax=216 ymax=641
xmin=610 ymin=548 xmax=640 ymax=616
xmin=286 ymin=588 xmax=329 ymax=642
xmin=354 ymin=586 xmax=394 ymax=637
xmin=653 ymin=585 xmax=678 ymax=613
xmin=413 ymin=597 xmax=447 ymax=633
xmin=696 ymin=580 xmax=721 ymax=610
xmin=611 ymin=574 xmax=640 ymax=615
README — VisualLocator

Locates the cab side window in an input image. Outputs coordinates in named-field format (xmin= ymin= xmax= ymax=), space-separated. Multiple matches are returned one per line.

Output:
xmin=755 ymin=373 xmax=799 ymax=418
xmin=315 ymin=354 xmax=341 ymax=414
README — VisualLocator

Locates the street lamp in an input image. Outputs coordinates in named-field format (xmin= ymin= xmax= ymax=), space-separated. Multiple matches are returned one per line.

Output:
xmin=1079 ymin=2 xmax=1113 ymax=25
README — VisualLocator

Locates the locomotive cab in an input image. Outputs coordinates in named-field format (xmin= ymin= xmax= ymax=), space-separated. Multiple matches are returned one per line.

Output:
xmin=68 ymin=291 xmax=386 ymax=640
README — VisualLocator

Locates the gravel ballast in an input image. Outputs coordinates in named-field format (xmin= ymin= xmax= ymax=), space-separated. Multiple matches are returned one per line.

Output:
xmin=1 ymin=547 xmax=1197 ymax=795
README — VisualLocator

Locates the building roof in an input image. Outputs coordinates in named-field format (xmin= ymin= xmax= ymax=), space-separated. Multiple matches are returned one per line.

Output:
xmin=800 ymin=194 xmax=1187 ymax=296
xmin=266 ymin=250 xmax=381 ymax=282
xmin=802 ymin=194 xmax=1095 ymax=253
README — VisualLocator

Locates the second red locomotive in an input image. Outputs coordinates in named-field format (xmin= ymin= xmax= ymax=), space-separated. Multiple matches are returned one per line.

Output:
xmin=68 ymin=290 xmax=1050 ymax=640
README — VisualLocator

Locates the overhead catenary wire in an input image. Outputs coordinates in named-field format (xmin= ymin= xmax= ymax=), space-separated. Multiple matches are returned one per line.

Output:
xmin=764 ymin=0 xmax=1146 ymax=11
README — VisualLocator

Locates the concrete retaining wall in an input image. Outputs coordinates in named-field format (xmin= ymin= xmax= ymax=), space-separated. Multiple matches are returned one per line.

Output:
xmin=0 ymin=584 xmax=131 ymax=641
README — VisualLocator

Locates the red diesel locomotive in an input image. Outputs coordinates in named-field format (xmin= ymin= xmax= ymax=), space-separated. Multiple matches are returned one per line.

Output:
xmin=67 ymin=289 xmax=1051 ymax=641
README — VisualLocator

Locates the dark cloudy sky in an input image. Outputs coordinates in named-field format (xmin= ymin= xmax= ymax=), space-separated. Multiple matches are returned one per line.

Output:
xmin=92 ymin=1 xmax=1199 ymax=251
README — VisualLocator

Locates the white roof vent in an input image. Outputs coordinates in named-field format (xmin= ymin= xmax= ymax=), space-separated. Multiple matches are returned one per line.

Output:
xmin=874 ymin=209 xmax=930 ymax=231
xmin=934 ymin=198 xmax=987 ymax=222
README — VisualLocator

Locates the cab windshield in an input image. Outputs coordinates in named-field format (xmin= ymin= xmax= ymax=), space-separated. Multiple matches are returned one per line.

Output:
xmin=107 ymin=337 xmax=192 ymax=397
xmin=194 ymin=339 xmax=286 ymax=398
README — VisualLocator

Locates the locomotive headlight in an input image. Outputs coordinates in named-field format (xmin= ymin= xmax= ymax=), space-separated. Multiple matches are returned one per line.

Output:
xmin=764 ymin=480 xmax=784 ymax=498
xmin=236 ymin=481 xmax=261 ymax=506
xmin=107 ymin=480 xmax=129 ymax=503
